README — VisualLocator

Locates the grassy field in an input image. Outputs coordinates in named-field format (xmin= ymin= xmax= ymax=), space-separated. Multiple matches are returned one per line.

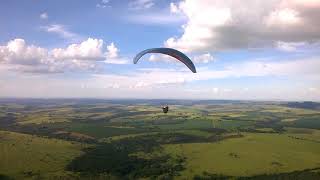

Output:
xmin=68 ymin=122 xmax=149 ymax=138
xmin=17 ymin=114 xmax=70 ymax=125
xmin=1 ymin=99 xmax=320 ymax=179
xmin=285 ymin=127 xmax=320 ymax=142
xmin=164 ymin=133 xmax=320 ymax=178
xmin=0 ymin=131 xmax=86 ymax=179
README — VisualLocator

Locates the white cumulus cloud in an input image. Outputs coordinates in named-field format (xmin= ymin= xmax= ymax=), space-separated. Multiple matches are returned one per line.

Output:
xmin=165 ymin=0 xmax=320 ymax=52
xmin=106 ymin=42 xmax=119 ymax=58
xmin=0 ymin=38 xmax=126 ymax=73
xmin=0 ymin=39 xmax=48 ymax=65
xmin=52 ymin=38 xmax=104 ymax=60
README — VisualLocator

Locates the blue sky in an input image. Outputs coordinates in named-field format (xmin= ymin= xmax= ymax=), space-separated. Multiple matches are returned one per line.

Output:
xmin=0 ymin=0 xmax=319 ymax=100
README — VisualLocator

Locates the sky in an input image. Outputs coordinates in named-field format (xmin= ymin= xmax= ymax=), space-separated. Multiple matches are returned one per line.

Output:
xmin=0 ymin=0 xmax=320 ymax=101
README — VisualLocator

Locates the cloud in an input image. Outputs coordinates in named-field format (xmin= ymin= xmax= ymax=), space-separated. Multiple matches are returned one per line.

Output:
xmin=212 ymin=87 xmax=219 ymax=94
xmin=0 ymin=39 xmax=47 ymax=65
xmin=165 ymin=0 xmax=320 ymax=52
xmin=170 ymin=2 xmax=179 ymax=14
xmin=308 ymin=87 xmax=317 ymax=92
xmin=128 ymin=13 xmax=186 ymax=25
xmin=42 ymin=24 xmax=79 ymax=40
xmin=2 ymin=38 xmax=317 ymax=78
xmin=276 ymin=41 xmax=306 ymax=51
xmin=40 ymin=12 xmax=48 ymax=20
xmin=73 ymin=56 xmax=319 ymax=100
xmin=193 ymin=53 xmax=215 ymax=63
xmin=0 ymin=43 xmax=62 ymax=73
xmin=129 ymin=0 xmax=155 ymax=10
xmin=51 ymin=39 xmax=127 ymax=64
xmin=104 ymin=42 xmax=129 ymax=64
xmin=0 ymin=38 xmax=127 ymax=73
xmin=1 ymin=54 xmax=319 ymax=100
xmin=223 ymin=88 xmax=232 ymax=93
xmin=308 ymin=87 xmax=320 ymax=95
xmin=106 ymin=42 xmax=118 ymax=58
xmin=100 ymin=83 xmax=120 ymax=89
xmin=52 ymin=38 xmax=104 ymax=60
xmin=105 ymin=58 xmax=129 ymax=65
xmin=148 ymin=54 xmax=157 ymax=62
xmin=91 ymin=69 xmax=187 ymax=91
xmin=96 ymin=0 xmax=110 ymax=8
xmin=127 ymin=1 xmax=186 ymax=25
xmin=147 ymin=54 xmax=174 ymax=63
xmin=225 ymin=58 xmax=320 ymax=78
xmin=147 ymin=53 xmax=214 ymax=64
xmin=124 ymin=57 xmax=320 ymax=88
xmin=265 ymin=8 xmax=301 ymax=26
xmin=130 ymin=81 xmax=150 ymax=89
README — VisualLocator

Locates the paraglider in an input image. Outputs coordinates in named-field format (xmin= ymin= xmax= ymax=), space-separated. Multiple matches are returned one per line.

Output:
xmin=133 ymin=48 xmax=197 ymax=113
xmin=133 ymin=48 xmax=197 ymax=73
xmin=162 ymin=105 xmax=169 ymax=114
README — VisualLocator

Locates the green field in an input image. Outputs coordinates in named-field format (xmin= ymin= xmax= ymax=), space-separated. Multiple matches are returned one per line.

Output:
xmin=68 ymin=123 xmax=149 ymax=138
xmin=0 ymin=99 xmax=320 ymax=179
xmin=0 ymin=131 xmax=86 ymax=179
xmin=164 ymin=132 xmax=320 ymax=178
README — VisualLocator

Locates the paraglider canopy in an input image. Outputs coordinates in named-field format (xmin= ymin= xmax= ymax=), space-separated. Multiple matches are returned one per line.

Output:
xmin=133 ymin=48 xmax=197 ymax=73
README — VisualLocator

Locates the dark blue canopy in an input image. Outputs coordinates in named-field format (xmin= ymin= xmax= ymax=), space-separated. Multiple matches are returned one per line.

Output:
xmin=133 ymin=48 xmax=197 ymax=73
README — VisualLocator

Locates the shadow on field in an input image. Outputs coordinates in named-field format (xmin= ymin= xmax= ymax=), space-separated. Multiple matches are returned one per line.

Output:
xmin=66 ymin=134 xmax=187 ymax=179
xmin=0 ymin=174 xmax=13 ymax=180
xmin=66 ymin=132 xmax=243 ymax=179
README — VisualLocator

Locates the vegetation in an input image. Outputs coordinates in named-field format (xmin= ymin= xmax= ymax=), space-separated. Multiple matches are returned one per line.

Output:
xmin=194 ymin=168 xmax=320 ymax=180
xmin=67 ymin=136 xmax=186 ymax=179
xmin=0 ymin=131 xmax=86 ymax=179
xmin=285 ymin=101 xmax=320 ymax=110
xmin=164 ymin=133 xmax=320 ymax=178
xmin=0 ymin=99 xmax=320 ymax=179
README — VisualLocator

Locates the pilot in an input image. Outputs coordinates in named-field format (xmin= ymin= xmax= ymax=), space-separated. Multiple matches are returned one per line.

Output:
xmin=162 ymin=105 xmax=169 ymax=113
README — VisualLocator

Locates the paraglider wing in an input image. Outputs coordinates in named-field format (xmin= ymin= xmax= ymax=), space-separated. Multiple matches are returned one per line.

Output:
xmin=133 ymin=48 xmax=197 ymax=73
